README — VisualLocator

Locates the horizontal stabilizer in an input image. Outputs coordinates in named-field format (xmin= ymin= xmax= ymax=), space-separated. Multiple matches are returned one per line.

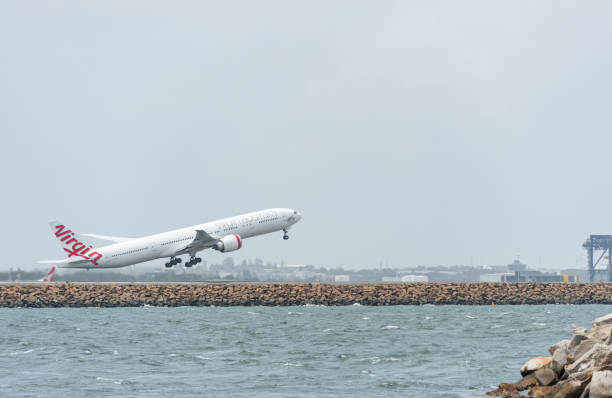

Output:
xmin=38 ymin=259 xmax=71 ymax=264
xmin=38 ymin=258 xmax=92 ymax=268
xmin=81 ymin=233 xmax=132 ymax=243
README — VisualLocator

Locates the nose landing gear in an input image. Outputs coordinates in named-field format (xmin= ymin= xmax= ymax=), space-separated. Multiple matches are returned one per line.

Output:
xmin=185 ymin=257 xmax=202 ymax=267
xmin=165 ymin=257 xmax=182 ymax=268
xmin=283 ymin=229 xmax=289 ymax=240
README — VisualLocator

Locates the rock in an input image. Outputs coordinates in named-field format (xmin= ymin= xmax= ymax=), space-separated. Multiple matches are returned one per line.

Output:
xmin=566 ymin=344 xmax=612 ymax=376
xmin=590 ymin=370 xmax=612 ymax=398
xmin=574 ymin=326 xmax=588 ymax=335
xmin=552 ymin=348 xmax=570 ymax=376
xmin=586 ymin=324 xmax=612 ymax=345
xmin=514 ymin=374 xmax=537 ymax=391
xmin=486 ymin=383 xmax=518 ymax=397
xmin=521 ymin=357 xmax=552 ymax=377
xmin=569 ymin=333 xmax=588 ymax=350
xmin=530 ymin=386 xmax=555 ymax=398
xmin=535 ymin=367 xmax=558 ymax=386
xmin=550 ymin=339 xmax=571 ymax=355
xmin=489 ymin=313 xmax=612 ymax=397
xmin=548 ymin=380 xmax=584 ymax=398
xmin=580 ymin=384 xmax=590 ymax=398
xmin=1 ymin=282 xmax=612 ymax=307
xmin=568 ymin=337 xmax=596 ymax=364
xmin=593 ymin=314 xmax=612 ymax=328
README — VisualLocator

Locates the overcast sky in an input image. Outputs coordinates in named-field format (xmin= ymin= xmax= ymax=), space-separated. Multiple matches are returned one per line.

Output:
xmin=2 ymin=1 xmax=612 ymax=271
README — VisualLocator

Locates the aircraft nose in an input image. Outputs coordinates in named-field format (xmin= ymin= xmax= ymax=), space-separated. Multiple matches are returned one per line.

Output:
xmin=290 ymin=210 xmax=302 ymax=222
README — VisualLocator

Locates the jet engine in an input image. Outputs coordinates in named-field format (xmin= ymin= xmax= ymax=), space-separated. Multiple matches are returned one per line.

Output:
xmin=214 ymin=234 xmax=242 ymax=252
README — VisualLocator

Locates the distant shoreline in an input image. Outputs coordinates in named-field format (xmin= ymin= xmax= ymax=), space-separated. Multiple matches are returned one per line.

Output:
xmin=1 ymin=282 xmax=612 ymax=307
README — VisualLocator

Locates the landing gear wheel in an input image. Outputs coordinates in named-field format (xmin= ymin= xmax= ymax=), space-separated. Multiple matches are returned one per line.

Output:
xmin=283 ymin=228 xmax=289 ymax=240
xmin=185 ymin=257 xmax=202 ymax=268
xmin=165 ymin=257 xmax=182 ymax=268
xmin=283 ymin=235 xmax=289 ymax=240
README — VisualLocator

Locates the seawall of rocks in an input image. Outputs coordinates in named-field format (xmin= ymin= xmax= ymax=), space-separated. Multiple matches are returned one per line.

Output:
xmin=488 ymin=313 xmax=612 ymax=398
xmin=2 ymin=282 xmax=612 ymax=307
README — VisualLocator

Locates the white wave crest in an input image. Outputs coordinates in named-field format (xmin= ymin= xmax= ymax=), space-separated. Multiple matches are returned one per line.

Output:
xmin=96 ymin=377 xmax=123 ymax=385
xmin=9 ymin=349 xmax=33 ymax=356
xmin=282 ymin=362 xmax=303 ymax=367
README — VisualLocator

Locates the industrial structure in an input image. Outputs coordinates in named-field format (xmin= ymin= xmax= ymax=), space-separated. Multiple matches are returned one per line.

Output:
xmin=478 ymin=259 xmax=580 ymax=283
xmin=583 ymin=234 xmax=612 ymax=282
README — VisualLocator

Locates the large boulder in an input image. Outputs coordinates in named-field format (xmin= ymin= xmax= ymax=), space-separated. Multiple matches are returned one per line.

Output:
xmin=587 ymin=324 xmax=612 ymax=345
xmin=568 ymin=334 xmax=597 ymax=364
xmin=550 ymin=339 xmax=571 ymax=355
xmin=514 ymin=374 xmax=537 ymax=391
xmin=569 ymin=333 xmax=588 ymax=350
xmin=566 ymin=344 xmax=612 ymax=376
xmin=530 ymin=386 xmax=555 ymax=398
xmin=547 ymin=380 xmax=584 ymax=398
xmin=590 ymin=370 xmax=612 ymax=398
xmin=534 ymin=367 xmax=558 ymax=386
xmin=552 ymin=348 xmax=570 ymax=376
xmin=593 ymin=314 xmax=612 ymax=328
xmin=520 ymin=357 xmax=552 ymax=377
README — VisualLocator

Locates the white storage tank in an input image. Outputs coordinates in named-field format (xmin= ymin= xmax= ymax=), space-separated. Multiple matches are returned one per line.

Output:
xmin=401 ymin=275 xmax=428 ymax=282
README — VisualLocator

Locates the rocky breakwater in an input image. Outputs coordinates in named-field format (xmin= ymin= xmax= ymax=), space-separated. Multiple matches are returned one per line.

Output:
xmin=1 ymin=282 xmax=612 ymax=307
xmin=488 ymin=313 xmax=612 ymax=398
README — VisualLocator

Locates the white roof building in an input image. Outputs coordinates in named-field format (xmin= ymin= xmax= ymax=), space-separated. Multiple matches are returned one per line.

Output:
xmin=334 ymin=275 xmax=350 ymax=282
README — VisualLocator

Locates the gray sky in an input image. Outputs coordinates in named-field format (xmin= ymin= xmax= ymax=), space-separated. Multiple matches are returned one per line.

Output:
xmin=2 ymin=1 xmax=612 ymax=270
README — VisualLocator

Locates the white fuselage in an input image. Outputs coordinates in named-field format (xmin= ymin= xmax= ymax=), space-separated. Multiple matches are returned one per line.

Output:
xmin=65 ymin=208 xmax=301 ymax=269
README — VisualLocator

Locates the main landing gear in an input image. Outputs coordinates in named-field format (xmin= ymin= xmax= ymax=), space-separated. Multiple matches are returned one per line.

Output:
xmin=185 ymin=257 xmax=202 ymax=268
xmin=165 ymin=257 xmax=182 ymax=268
xmin=283 ymin=228 xmax=289 ymax=240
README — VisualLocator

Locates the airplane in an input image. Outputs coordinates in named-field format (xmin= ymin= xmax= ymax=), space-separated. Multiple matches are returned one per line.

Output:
xmin=39 ymin=208 xmax=302 ymax=270
xmin=39 ymin=266 xmax=56 ymax=282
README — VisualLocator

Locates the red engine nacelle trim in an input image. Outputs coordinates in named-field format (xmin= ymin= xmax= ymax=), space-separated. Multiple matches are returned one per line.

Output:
xmin=215 ymin=234 xmax=243 ymax=252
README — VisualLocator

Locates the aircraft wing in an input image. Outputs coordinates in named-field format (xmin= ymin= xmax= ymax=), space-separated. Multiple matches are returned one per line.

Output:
xmin=175 ymin=230 xmax=219 ymax=257
xmin=81 ymin=233 xmax=132 ymax=243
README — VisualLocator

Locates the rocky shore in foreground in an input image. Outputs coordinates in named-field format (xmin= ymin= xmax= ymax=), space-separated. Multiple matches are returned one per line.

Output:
xmin=488 ymin=313 xmax=612 ymax=398
xmin=1 ymin=282 xmax=612 ymax=307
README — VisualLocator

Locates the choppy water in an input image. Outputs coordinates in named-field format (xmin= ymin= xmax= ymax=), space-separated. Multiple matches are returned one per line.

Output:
xmin=1 ymin=305 xmax=611 ymax=397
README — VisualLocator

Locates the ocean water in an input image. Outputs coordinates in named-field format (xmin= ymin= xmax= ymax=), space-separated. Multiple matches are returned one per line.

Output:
xmin=1 ymin=305 xmax=611 ymax=397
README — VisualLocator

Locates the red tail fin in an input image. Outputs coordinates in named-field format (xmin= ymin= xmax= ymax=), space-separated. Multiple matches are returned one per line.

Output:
xmin=39 ymin=266 xmax=56 ymax=282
